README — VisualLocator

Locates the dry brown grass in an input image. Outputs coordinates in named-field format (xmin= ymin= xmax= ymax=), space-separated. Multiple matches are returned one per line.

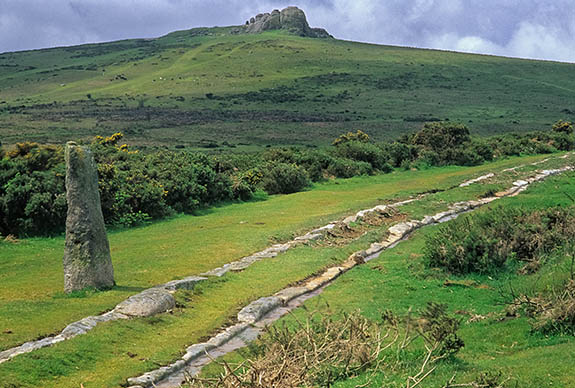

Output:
xmin=189 ymin=310 xmax=398 ymax=387
xmin=188 ymin=303 xmax=466 ymax=388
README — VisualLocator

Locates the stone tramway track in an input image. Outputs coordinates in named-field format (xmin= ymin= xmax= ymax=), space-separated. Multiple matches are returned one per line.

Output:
xmin=0 ymin=153 xmax=572 ymax=388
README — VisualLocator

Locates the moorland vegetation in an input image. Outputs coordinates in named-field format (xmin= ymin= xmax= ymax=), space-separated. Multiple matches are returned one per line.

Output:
xmin=1 ymin=120 xmax=572 ymax=237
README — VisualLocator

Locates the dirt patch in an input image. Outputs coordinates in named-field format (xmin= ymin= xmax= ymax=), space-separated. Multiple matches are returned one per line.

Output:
xmin=320 ymin=209 xmax=406 ymax=247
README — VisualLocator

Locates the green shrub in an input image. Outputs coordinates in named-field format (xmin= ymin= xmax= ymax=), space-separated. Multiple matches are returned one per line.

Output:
xmin=453 ymin=148 xmax=486 ymax=166
xmin=231 ymin=178 xmax=254 ymax=201
xmin=549 ymin=132 xmax=574 ymax=151
xmin=262 ymin=147 xmax=333 ymax=182
xmin=470 ymin=141 xmax=494 ymax=162
xmin=262 ymin=147 xmax=299 ymax=164
xmin=262 ymin=162 xmax=310 ymax=194
xmin=425 ymin=206 xmax=575 ymax=274
xmin=2 ymin=120 xmax=573 ymax=237
xmin=486 ymin=130 xmax=574 ymax=158
xmin=415 ymin=149 xmax=440 ymax=168
xmin=0 ymin=156 xmax=66 ymax=236
xmin=419 ymin=302 xmax=464 ymax=358
xmin=294 ymin=151 xmax=333 ymax=182
xmin=411 ymin=122 xmax=471 ymax=152
xmin=383 ymin=142 xmax=417 ymax=167
xmin=334 ymin=140 xmax=391 ymax=171
xmin=326 ymin=158 xmax=373 ymax=178
xmin=114 ymin=210 xmax=151 ymax=227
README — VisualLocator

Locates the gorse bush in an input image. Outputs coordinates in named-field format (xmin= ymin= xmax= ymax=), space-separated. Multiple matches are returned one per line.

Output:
xmin=93 ymin=141 xmax=234 ymax=224
xmin=425 ymin=206 xmax=575 ymax=274
xmin=326 ymin=157 xmax=373 ymax=178
xmin=398 ymin=120 xmax=574 ymax=167
xmin=411 ymin=122 xmax=471 ymax=151
xmin=552 ymin=120 xmax=574 ymax=135
xmin=1 ymin=119 xmax=573 ymax=237
xmin=0 ymin=138 xmax=240 ymax=235
xmin=334 ymin=140 xmax=392 ymax=172
xmin=261 ymin=162 xmax=310 ymax=194
xmin=332 ymin=129 xmax=370 ymax=146
xmin=0 ymin=143 xmax=66 ymax=236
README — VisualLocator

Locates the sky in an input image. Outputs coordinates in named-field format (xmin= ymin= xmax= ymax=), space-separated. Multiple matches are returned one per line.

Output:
xmin=1 ymin=0 xmax=574 ymax=63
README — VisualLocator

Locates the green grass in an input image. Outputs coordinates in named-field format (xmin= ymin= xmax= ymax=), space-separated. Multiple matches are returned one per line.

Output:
xmin=0 ymin=239 xmax=374 ymax=387
xmin=1 ymin=28 xmax=574 ymax=148
xmin=1 ymin=155 xmax=547 ymax=352
xmin=0 ymin=153 xmax=569 ymax=387
xmin=198 ymin=169 xmax=575 ymax=387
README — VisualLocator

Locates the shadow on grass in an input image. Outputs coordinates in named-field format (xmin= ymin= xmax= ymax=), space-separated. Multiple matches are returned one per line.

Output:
xmin=52 ymin=284 xmax=147 ymax=299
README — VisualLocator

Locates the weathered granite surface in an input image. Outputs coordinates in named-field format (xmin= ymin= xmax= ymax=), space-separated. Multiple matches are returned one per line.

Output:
xmin=64 ymin=141 xmax=114 ymax=293
xmin=244 ymin=7 xmax=332 ymax=38
xmin=115 ymin=288 xmax=176 ymax=317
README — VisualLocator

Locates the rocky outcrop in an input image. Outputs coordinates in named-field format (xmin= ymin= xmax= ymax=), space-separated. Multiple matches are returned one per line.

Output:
xmin=244 ymin=7 xmax=331 ymax=38
xmin=63 ymin=142 xmax=115 ymax=293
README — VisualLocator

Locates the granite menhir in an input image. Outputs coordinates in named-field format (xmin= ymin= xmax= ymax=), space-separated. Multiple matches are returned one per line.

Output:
xmin=63 ymin=141 xmax=114 ymax=293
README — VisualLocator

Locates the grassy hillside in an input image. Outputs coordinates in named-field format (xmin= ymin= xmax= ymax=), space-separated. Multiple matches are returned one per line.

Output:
xmin=1 ymin=28 xmax=574 ymax=148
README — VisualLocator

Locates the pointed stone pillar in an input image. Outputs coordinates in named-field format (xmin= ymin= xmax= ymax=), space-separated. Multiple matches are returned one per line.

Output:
xmin=63 ymin=141 xmax=114 ymax=293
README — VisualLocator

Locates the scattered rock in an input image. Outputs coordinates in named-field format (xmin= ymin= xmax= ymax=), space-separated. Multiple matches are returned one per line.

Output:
xmin=388 ymin=222 xmax=415 ymax=237
xmin=162 ymin=276 xmax=206 ymax=291
xmin=183 ymin=343 xmax=214 ymax=362
xmin=294 ymin=232 xmax=323 ymax=241
xmin=304 ymin=267 xmax=343 ymax=291
xmin=459 ymin=173 xmax=495 ymax=187
xmin=207 ymin=323 xmax=250 ymax=348
xmin=114 ymin=289 xmax=175 ymax=317
xmin=237 ymin=296 xmax=282 ymax=323
xmin=275 ymin=286 xmax=309 ymax=304
xmin=201 ymin=264 xmax=231 ymax=277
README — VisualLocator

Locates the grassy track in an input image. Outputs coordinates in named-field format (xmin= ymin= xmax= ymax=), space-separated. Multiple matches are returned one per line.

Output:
xmin=0 ymin=155 xmax=548 ymax=352
xmin=199 ymin=164 xmax=575 ymax=387
xmin=0 ymin=153 xmax=569 ymax=387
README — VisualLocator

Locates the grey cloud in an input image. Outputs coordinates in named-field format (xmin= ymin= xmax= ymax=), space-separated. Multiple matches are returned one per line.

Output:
xmin=0 ymin=0 xmax=574 ymax=62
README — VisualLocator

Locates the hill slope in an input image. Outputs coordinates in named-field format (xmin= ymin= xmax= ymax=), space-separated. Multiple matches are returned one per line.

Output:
xmin=1 ymin=24 xmax=575 ymax=148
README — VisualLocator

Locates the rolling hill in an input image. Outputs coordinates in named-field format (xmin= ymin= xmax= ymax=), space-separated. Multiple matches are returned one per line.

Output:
xmin=1 ymin=10 xmax=574 ymax=150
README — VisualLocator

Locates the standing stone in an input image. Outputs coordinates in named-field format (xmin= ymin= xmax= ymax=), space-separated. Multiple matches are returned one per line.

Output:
xmin=63 ymin=142 xmax=114 ymax=293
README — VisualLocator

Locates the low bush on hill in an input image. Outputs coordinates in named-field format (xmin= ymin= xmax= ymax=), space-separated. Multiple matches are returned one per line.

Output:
xmin=398 ymin=120 xmax=573 ymax=167
xmin=507 ymin=278 xmax=575 ymax=336
xmin=261 ymin=162 xmax=310 ymax=194
xmin=425 ymin=206 xmax=575 ymax=275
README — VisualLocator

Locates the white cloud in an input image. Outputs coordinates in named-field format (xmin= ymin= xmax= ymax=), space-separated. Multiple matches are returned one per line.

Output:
xmin=428 ymin=33 xmax=503 ymax=55
xmin=507 ymin=22 xmax=575 ymax=62
xmin=425 ymin=21 xmax=575 ymax=63
xmin=0 ymin=0 xmax=574 ymax=63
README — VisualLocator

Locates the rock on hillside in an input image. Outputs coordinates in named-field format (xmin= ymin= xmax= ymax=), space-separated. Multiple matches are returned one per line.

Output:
xmin=243 ymin=7 xmax=331 ymax=38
